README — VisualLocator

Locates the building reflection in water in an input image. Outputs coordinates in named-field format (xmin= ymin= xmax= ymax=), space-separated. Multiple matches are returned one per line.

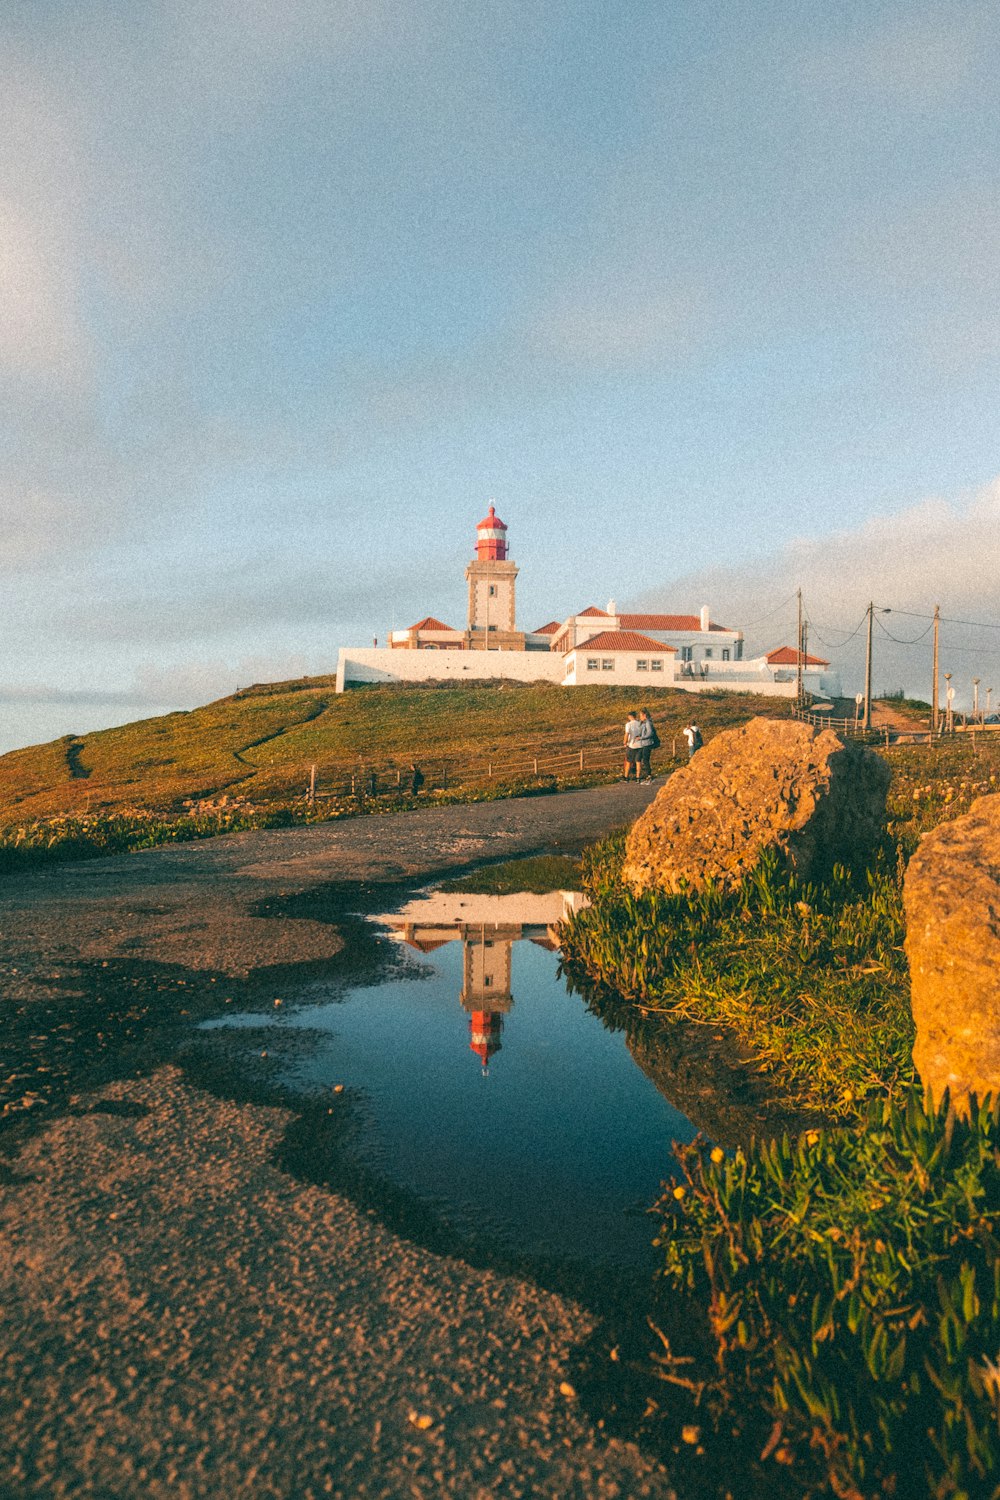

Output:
xmin=375 ymin=890 xmax=589 ymax=1074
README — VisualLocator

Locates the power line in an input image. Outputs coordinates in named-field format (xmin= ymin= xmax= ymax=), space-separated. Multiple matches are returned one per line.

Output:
xmin=803 ymin=611 xmax=870 ymax=649
xmin=876 ymin=607 xmax=1000 ymax=633
xmin=874 ymin=616 xmax=935 ymax=646
xmin=734 ymin=591 xmax=800 ymax=630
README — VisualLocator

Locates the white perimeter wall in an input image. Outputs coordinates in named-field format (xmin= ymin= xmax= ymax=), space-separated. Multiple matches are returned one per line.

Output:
xmin=336 ymin=647 xmax=842 ymax=699
xmin=336 ymin=648 xmax=565 ymax=692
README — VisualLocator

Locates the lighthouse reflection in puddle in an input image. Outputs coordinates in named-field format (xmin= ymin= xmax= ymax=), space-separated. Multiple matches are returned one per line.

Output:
xmin=375 ymin=889 xmax=589 ymax=1075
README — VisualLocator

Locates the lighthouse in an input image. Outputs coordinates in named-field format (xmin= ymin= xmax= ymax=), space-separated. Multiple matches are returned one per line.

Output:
xmin=460 ymin=921 xmax=517 ymax=1075
xmin=464 ymin=504 xmax=525 ymax=651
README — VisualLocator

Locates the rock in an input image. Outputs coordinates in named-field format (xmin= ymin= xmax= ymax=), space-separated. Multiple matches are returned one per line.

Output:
xmin=904 ymin=793 xmax=1000 ymax=1112
xmin=622 ymin=717 xmax=890 ymax=896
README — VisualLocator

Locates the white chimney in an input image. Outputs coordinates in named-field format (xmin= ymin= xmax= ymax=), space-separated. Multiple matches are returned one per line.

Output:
xmin=606 ymin=598 xmax=617 ymax=617
xmin=700 ymin=605 xmax=710 ymax=632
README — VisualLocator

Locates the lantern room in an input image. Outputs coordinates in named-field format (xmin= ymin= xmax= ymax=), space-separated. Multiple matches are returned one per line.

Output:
xmin=475 ymin=503 xmax=509 ymax=562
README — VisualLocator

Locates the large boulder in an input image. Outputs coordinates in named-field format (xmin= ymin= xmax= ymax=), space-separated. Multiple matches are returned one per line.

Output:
xmin=904 ymin=794 xmax=1000 ymax=1112
xmin=622 ymin=716 xmax=890 ymax=895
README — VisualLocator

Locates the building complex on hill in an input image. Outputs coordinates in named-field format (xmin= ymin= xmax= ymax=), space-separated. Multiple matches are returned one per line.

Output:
xmin=336 ymin=506 xmax=840 ymax=697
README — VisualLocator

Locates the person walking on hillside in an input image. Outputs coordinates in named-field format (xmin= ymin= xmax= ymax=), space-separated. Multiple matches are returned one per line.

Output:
xmin=623 ymin=711 xmax=643 ymax=781
xmin=683 ymin=722 xmax=703 ymax=759
xmin=637 ymin=708 xmax=660 ymax=781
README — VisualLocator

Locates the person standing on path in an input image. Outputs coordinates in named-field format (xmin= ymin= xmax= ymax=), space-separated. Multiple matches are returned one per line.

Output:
xmin=683 ymin=722 xmax=703 ymax=759
xmin=623 ymin=711 xmax=643 ymax=780
xmin=637 ymin=708 xmax=660 ymax=781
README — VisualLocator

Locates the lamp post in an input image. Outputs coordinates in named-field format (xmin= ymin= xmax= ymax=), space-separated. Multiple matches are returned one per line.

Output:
xmin=945 ymin=674 xmax=954 ymax=734
xmin=988 ymin=687 xmax=994 ymax=718
xmin=973 ymin=678 xmax=981 ymax=722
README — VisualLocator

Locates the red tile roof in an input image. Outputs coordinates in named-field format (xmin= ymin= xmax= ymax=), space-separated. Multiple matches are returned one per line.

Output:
xmin=570 ymin=630 xmax=677 ymax=653
xmin=407 ymin=616 xmax=458 ymax=632
xmin=532 ymin=621 xmax=562 ymax=634
xmin=766 ymin=646 xmax=829 ymax=667
xmin=620 ymin=613 xmax=735 ymax=633
xmin=577 ymin=605 xmax=611 ymax=617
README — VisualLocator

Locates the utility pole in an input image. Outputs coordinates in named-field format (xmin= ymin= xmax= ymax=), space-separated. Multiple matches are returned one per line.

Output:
xmin=931 ymin=604 xmax=940 ymax=735
xmin=863 ymin=601 xmax=874 ymax=731
xmin=973 ymin=678 xmax=981 ymax=721
xmin=796 ymin=587 xmax=804 ymax=705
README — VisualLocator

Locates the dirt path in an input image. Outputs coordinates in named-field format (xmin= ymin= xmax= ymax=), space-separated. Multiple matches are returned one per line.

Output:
xmin=0 ymin=782 xmax=656 ymax=997
xmin=0 ymin=784 xmax=684 ymax=1500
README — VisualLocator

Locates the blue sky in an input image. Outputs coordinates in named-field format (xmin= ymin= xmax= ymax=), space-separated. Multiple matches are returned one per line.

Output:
xmin=2 ymin=0 xmax=999 ymax=750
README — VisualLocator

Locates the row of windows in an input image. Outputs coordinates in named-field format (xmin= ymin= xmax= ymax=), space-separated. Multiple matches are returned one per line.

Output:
xmin=679 ymin=646 xmax=732 ymax=661
xmin=585 ymin=658 xmax=665 ymax=672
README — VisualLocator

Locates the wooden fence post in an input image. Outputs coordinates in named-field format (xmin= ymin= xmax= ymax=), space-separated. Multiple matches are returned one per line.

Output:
xmin=579 ymin=749 xmax=584 ymax=770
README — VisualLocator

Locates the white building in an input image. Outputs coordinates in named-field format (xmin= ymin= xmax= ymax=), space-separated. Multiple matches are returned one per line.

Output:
xmin=336 ymin=507 xmax=841 ymax=698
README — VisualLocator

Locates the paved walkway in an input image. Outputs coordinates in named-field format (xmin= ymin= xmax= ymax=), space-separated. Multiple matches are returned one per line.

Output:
xmin=1 ymin=782 xmax=656 ymax=994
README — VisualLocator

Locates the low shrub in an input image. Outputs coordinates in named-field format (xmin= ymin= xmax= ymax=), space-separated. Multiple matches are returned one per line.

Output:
xmin=659 ymin=1093 xmax=1000 ymax=1499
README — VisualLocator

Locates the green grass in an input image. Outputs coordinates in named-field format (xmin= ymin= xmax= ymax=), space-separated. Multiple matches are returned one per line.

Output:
xmin=562 ymin=842 xmax=913 ymax=1121
xmin=561 ymin=735 xmax=1000 ymax=1123
xmin=0 ymin=679 xmax=793 ymax=864
xmin=559 ymin=735 xmax=1000 ymax=1499
xmin=659 ymin=1096 xmax=1000 ymax=1499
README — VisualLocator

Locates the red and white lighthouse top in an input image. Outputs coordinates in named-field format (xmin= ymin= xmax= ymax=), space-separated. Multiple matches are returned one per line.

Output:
xmin=475 ymin=503 xmax=508 ymax=561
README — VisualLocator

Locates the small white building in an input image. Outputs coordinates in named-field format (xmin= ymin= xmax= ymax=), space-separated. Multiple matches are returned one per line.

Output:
xmin=335 ymin=507 xmax=842 ymax=698
xmin=562 ymin=630 xmax=677 ymax=685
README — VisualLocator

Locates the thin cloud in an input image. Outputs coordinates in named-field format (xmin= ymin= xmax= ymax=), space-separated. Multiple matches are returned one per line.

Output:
xmin=796 ymin=7 xmax=990 ymax=107
xmin=632 ymin=477 xmax=1000 ymax=703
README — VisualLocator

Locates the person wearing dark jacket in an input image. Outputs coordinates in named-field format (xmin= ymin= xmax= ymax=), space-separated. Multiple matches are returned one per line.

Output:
xmin=637 ymin=708 xmax=659 ymax=781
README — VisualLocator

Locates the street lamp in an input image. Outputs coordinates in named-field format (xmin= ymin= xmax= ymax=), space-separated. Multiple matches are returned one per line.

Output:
xmin=944 ymin=673 xmax=954 ymax=733
xmin=973 ymin=678 xmax=981 ymax=722
xmin=988 ymin=687 xmax=994 ymax=718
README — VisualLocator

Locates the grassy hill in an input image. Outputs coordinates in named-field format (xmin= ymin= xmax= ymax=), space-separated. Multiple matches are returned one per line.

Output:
xmin=0 ymin=678 xmax=793 ymax=830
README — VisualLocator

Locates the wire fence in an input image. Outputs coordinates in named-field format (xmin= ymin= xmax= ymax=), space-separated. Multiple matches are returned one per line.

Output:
xmin=283 ymin=732 xmax=688 ymax=805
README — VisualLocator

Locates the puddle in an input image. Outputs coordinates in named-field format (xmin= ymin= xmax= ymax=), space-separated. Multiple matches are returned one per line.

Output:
xmin=203 ymin=886 xmax=698 ymax=1266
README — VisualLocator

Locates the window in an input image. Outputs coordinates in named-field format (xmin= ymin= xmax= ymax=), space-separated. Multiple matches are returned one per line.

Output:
xmin=651 ymin=659 xmax=663 ymax=672
xmin=636 ymin=659 xmax=648 ymax=671
xmin=705 ymin=648 xmax=713 ymax=659
xmin=488 ymin=585 xmax=497 ymax=597
xmin=601 ymin=659 xmax=614 ymax=671
xmin=680 ymin=646 xmax=693 ymax=662
xmin=483 ymin=975 xmax=493 ymax=987
xmin=586 ymin=658 xmax=599 ymax=670
xmin=722 ymin=649 xmax=730 ymax=661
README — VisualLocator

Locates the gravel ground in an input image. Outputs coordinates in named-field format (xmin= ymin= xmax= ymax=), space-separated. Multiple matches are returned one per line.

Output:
xmin=0 ymin=784 xmax=682 ymax=1499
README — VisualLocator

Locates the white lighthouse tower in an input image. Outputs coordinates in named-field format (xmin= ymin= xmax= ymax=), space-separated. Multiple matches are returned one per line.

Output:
xmin=465 ymin=503 xmax=524 ymax=651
